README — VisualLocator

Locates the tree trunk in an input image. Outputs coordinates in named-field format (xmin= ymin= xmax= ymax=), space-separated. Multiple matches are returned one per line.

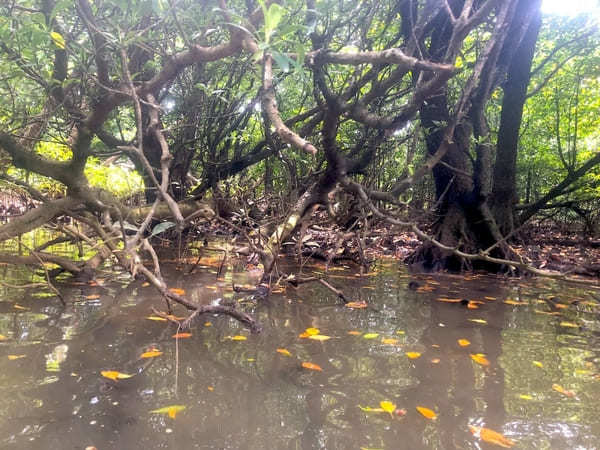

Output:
xmin=491 ymin=1 xmax=542 ymax=235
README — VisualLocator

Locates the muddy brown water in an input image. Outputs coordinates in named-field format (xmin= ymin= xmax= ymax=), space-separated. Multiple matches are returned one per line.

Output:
xmin=0 ymin=255 xmax=599 ymax=449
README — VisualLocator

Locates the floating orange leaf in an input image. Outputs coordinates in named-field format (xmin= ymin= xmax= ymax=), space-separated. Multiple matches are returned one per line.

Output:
xmin=406 ymin=351 xmax=421 ymax=359
xmin=552 ymin=383 xmax=575 ymax=398
xmin=382 ymin=338 xmax=399 ymax=345
xmin=85 ymin=294 xmax=100 ymax=300
xmin=467 ymin=301 xmax=479 ymax=309
xmin=101 ymin=370 xmax=133 ymax=381
xmin=458 ymin=339 xmax=471 ymax=347
xmin=150 ymin=404 xmax=186 ymax=419
xmin=277 ymin=348 xmax=292 ymax=357
xmin=503 ymin=299 xmax=527 ymax=305
xmin=299 ymin=332 xmax=310 ymax=338
xmin=204 ymin=322 xmax=212 ymax=327
xmin=141 ymin=282 xmax=150 ymax=287
xmin=207 ymin=386 xmax=214 ymax=391
xmin=346 ymin=301 xmax=368 ymax=309
xmin=7 ymin=354 xmax=26 ymax=360
xmin=140 ymin=350 xmax=163 ymax=359
xmin=13 ymin=304 xmax=28 ymax=310
xmin=347 ymin=331 xmax=362 ymax=336
xmin=169 ymin=288 xmax=185 ymax=295
xmin=308 ymin=334 xmax=331 ymax=341
xmin=302 ymin=362 xmax=323 ymax=371
xmin=172 ymin=332 xmax=192 ymax=339
xmin=416 ymin=406 xmax=437 ymax=420
xmin=484 ymin=296 xmax=496 ymax=300
xmin=471 ymin=353 xmax=490 ymax=366
xmin=436 ymin=297 xmax=462 ymax=303
xmin=469 ymin=425 xmax=515 ymax=448
xmin=0 ymin=334 xmax=7 ymax=341
xmin=431 ymin=358 xmax=441 ymax=364
xmin=380 ymin=400 xmax=396 ymax=418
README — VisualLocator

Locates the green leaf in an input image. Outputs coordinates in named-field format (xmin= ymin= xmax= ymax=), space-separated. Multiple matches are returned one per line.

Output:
xmin=264 ymin=3 xmax=285 ymax=43
xmin=271 ymin=51 xmax=292 ymax=73
xmin=150 ymin=221 xmax=175 ymax=237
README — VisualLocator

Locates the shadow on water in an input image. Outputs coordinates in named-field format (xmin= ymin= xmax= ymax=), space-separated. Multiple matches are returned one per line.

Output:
xmin=0 ymin=251 xmax=599 ymax=449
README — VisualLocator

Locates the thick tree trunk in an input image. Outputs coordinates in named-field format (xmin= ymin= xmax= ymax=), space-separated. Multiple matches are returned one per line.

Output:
xmin=491 ymin=2 xmax=542 ymax=235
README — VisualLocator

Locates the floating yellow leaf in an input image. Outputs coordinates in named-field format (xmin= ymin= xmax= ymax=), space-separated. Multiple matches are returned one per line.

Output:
xmin=308 ymin=334 xmax=331 ymax=341
xmin=85 ymin=294 xmax=100 ymax=300
xmin=519 ymin=394 xmax=533 ymax=400
xmin=50 ymin=31 xmax=65 ymax=49
xmin=0 ymin=334 xmax=6 ymax=341
xmin=150 ymin=404 xmax=186 ymax=419
xmin=207 ymin=386 xmax=214 ymax=391
xmin=380 ymin=400 xmax=396 ymax=418
xmin=358 ymin=405 xmax=384 ymax=413
xmin=305 ymin=327 xmax=320 ymax=335
xmin=140 ymin=350 xmax=163 ymax=358
xmin=396 ymin=330 xmax=405 ymax=335
xmin=146 ymin=316 xmax=167 ymax=321
xmin=503 ymin=299 xmax=527 ymax=305
xmin=347 ymin=331 xmax=362 ymax=336
xmin=431 ymin=358 xmax=440 ymax=364
xmin=229 ymin=335 xmax=247 ymax=341
xmin=13 ymin=304 xmax=28 ymax=310
xmin=169 ymin=288 xmax=185 ymax=296
xmin=552 ymin=383 xmax=575 ymax=398
xmin=416 ymin=406 xmax=437 ymax=420
xmin=302 ymin=362 xmax=323 ymax=371
xmin=458 ymin=339 xmax=471 ymax=347
xmin=484 ymin=296 xmax=496 ymax=300
xmin=346 ymin=301 xmax=368 ymax=309
xmin=276 ymin=348 xmax=292 ymax=356
xmin=172 ymin=332 xmax=192 ymax=339
xmin=532 ymin=360 xmax=543 ymax=368
xmin=470 ymin=353 xmax=490 ymax=366
xmin=363 ymin=333 xmax=379 ymax=339
xmin=559 ymin=321 xmax=579 ymax=328
xmin=436 ymin=297 xmax=462 ymax=303
xmin=8 ymin=354 xmax=26 ymax=360
xmin=382 ymin=338 xmax=399 ymax=345
xmin=469 ymin=425 xmax=515 ymax=448
xmin=468 ymin=319 xmax=487 ymax=324
xmin=204 ymin=322 xmax=212 ymax=327
xmin=406 ymin=352 xmax=421 ymax=359
xmin=101 ymin=370 xmax=133 ymax=381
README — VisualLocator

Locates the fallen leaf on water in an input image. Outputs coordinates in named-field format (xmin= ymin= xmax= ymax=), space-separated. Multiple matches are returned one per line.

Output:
xmin=227 ymin=335 xmax=247 ymax=341
xmin=8 ymin=354 xmax=26 ymax=360
xmin=347 ymin=331 xmax=362 ymax=336
xmin=382 ymin=338 xmax=399 ymax=345
xmin=555 ymin=303 xmax=568 ymax=309
xmin=299 ymin=332 xmax=309 ymax=338
xmin=101 ymin=370 xmax=133 ymax=381
xmin=358 ymin=405 xmax=384 ymax=413
xmin=150 ymin=405 xmax=186 ymax=419
xmin=207 ymin=386 xmax=214 ymax=391
xmin=396 ymin=330 xmax=405 ymax=335
xmin=363 ymin=333 xmax=379 ymax=339
xmin=458 ymin=339 xmax=471 ymax=347
xmin=85 ymin=294 xmax=100 ymax=300
xmin=141 ymin=282 xmax=150 ymax=287
xmin=146 ymin=316 xmax=167 ymax=321
xmin=346 ymin=301 xmax=368 ymax=309
xmin=552 ymin=383 xmax=576 ymax=398
xmin=519 ymin=394 xmax=533 ymax=400
xmin=276 ymin=348 xmax=292 ymax=357
xmin=431 ymin=358 xmax=441 ymax=364
xmin=468 ymin=319 xmax=487 ymax=324
xmin=559 ymin=321 xmax=579 ymax=328
xmin=503 ymin=299 xmax=527 ymax=306
xmin=302 ymin=362 xmax=323 ymax=371
xmin=484 ymin=296 xmax=496 ymax=300
xmin=305 ymin=327 xmax=320 ymax=336
xmin=533 ymin=361 xmax=543 ymax=368
xmin=467 ymin=301 xmax=479 ymax=309
xmin=471 ymin=353 xmax=490 ymax=366
xmin=380 ymin=400 xmax=396 ymax=418
xmin=308 ymin=334 xmax=331 ymax=341
xmin=436 ymin=297 xmax=462 ymax=303
xmin=469 ymin=425 xmax=515 ymax=448
xmin=0 ymin=335 xmax=7 ymax=341
xmin=534 ymin=310 xmax=561 ymax=316
xmin=172 ymin=332 xmax=192 ymax=339
xmin=416 ymin=406 xmax=437 ymax=420
xmin=204 ymin=322 xmax=212 ymax=327
xmin=406 ymin=351 xmax=421 ymax=359
xmin=140 ymin=350 xmax=163 ymax=359
xmin=168 ymin=288 xmax=185 ymax=296
xmin=13 ymin=304 xmax=29 ymax=310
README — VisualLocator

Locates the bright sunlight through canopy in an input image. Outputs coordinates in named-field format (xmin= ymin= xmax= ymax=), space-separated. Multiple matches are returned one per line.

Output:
xmin=542 ymin=0 xmax=600 ymax=16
